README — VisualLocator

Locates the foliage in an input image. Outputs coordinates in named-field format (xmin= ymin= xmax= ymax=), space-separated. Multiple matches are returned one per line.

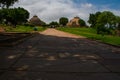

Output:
xmin=59 ymin=17 xmax=68 ymax=26
xmin=97 ymin=11 xmax=116 ymax=28
xmin=88 ymin=12 xmax=101 ymax=28
xmin=0 ymin=7 xmax=29 ymax=26
xmin=49 ymin=21 xmax=59 ymax=25
xmin=57 ymin=27 xmax=120 ymax=46
xmin=96 ymin=23 xmax=111 ymax=36
xmin=0 ymin=0 xmax=18 ymax=8
xmin=88 ymin=11 xmax=120 ymax=36
xmin=79 ymin=19 xmax=86 ymax=27
xmin=96 ymin=11 xmax=117 ymax=35
xmin=116 ymin=16 xmax=120 ymax=30
xmin=49 ymin=21 xmax=59 ymax=28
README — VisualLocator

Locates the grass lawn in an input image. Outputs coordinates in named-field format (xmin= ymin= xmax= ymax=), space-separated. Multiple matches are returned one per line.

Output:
xmin=4 ymin=25 xmax=46 ymax=32
xmin=57 ymin=27 xmax=120 ymax=46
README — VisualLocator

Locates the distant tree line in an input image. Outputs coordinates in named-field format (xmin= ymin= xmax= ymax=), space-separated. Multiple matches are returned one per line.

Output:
xmin=49 ymin=17 xmax=86 ymax=27
xmin=88 ymin=11 xmax=120 ymax=36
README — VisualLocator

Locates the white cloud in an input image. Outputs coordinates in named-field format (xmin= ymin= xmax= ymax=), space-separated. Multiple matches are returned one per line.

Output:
xmin=81 ymin=3 xmax=93 ymax=8
xmin=13 ymin=0 xmax=120 ymax=24
xmin=100 ymin=8 xmax=120 ymax=17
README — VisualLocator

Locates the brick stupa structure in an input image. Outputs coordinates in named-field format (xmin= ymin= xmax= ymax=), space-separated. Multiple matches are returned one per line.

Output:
xmin=29 ymin=15 xmax=45 ymax=26
xmin=67 ymin=17 xmax=80 ymax=27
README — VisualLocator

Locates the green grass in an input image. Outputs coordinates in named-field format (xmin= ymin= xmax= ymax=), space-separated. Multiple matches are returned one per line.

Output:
xmin=57 ymin=27 xmax=120 ymax=46
xmin=5 ymin=25 xmax=46 ymax=32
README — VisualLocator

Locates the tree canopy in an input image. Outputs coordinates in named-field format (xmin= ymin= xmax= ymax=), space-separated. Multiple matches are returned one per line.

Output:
xmin=59 ymin=17 xmax=68 ymax=26
xmin=0 ymin=0 xmax=18 ymax=8
xmin=115 ymin=16 xmax=120 ymax=30
xmin=79 ymin=19 xmax=86 ymax=27
xmin=49 ymin=21 xmax=59 ymax=28
xmin=88 ymin=12 xmax=101 ymax=28
xmin=88 ymin=11 xmax=120 ymax=35
xmin=0 ymin=7 xmax=29 ymax=26
xmin=96 ymin=11 xmax=117 ymax=35
xmin=97 ymin=11 xmax=116 ymax=28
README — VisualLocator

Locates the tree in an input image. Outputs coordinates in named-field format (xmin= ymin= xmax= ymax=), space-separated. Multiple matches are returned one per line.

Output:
xmin=0 ymin=8 xmax=9 ymax=24
xmin=96 ymin=23 xmax=110 ymax=35
xmin=96 ymin=11 xmax=117 ymax=35
xmin=0 ymin=7 xmax=29 ymax=26
xmin=0 ymin=0 xmax=18 ymax=8
xmin=88 ymin=14 xmax=95 ymax=27
xmin=116 ymin=16 xmax=120 ymax=30
xmin=88 ymin=12 xmax=101 ymax=28
xmin=59 ymin=17 xmax=68 ymax=26
xmin=115 ymin=16 xmax=120 ymax=36
xmin=49 ymin=21 xmax=59 ymax=28
xmin=79 ymin=19 xmax=86 ymax=27
xmin=0 ymin=9 xmax=3 ymax=23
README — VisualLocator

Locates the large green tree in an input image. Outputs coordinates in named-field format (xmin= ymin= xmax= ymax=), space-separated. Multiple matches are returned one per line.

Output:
xmin=116 ymin=16 xmax=120 ymax=30
xmin=0 ymin=7 xmax=29 ymax=26
xmin=0 ymin=0 xmax=18 ymax=8
xmin=96 ymin=11 xmax=117 ymax=35
xmin=97 ymin=11 xmax=116 ymax=28
xmin=59 ymin=17 xmax=68 ymax=26
xmin=88 ymin=12 xmax=101 ymax=28
xmin=79 ymin=19 xmax=86 ymax=27
xmin=115 ymin=16 xmax=120 ymax=36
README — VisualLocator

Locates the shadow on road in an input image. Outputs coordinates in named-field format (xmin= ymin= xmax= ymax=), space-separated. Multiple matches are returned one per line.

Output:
xmin=0 ymin=33 xmax=120 ymax=80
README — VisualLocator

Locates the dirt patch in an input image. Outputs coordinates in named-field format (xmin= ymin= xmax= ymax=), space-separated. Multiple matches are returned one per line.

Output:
xmin=40 ymin=28 xmax=85 ymax=38
xmin=0 ymin=27 xmax=5 ymax=32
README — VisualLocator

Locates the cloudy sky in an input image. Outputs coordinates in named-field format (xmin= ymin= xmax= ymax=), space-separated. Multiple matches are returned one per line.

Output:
xmin=13 ymin=0 xmax=120 ymax=24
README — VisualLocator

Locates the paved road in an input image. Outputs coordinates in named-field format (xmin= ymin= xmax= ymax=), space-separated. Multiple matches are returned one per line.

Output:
xmin=0 ymin=29 xmax=120 ymax=80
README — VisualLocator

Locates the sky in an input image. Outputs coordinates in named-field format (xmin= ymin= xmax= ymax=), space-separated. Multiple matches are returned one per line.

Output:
xmin=13 ymin=0 xmax=120 ymax=24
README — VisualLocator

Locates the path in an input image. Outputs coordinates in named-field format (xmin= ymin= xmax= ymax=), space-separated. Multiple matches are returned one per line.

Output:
xmin=0 ymin=28 xmax=120 ymax=80
xmin=40 ymin=28 xmax=85 ymax=38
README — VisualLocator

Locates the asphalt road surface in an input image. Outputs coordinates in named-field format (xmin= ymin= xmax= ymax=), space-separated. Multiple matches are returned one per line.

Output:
xmin=0 ymin=28 xmax=120 ymax=80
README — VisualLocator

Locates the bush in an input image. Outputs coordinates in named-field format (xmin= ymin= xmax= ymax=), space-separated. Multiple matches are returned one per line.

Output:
xmin=23 ymin=23 xmax=35 ymax=27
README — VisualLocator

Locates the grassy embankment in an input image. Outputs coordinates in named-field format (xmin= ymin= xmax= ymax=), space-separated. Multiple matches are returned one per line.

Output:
xmin=3 ymin=25 xmax=46 ymax=32
xmin=57 ymin=27 xmax=120 ymax=46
